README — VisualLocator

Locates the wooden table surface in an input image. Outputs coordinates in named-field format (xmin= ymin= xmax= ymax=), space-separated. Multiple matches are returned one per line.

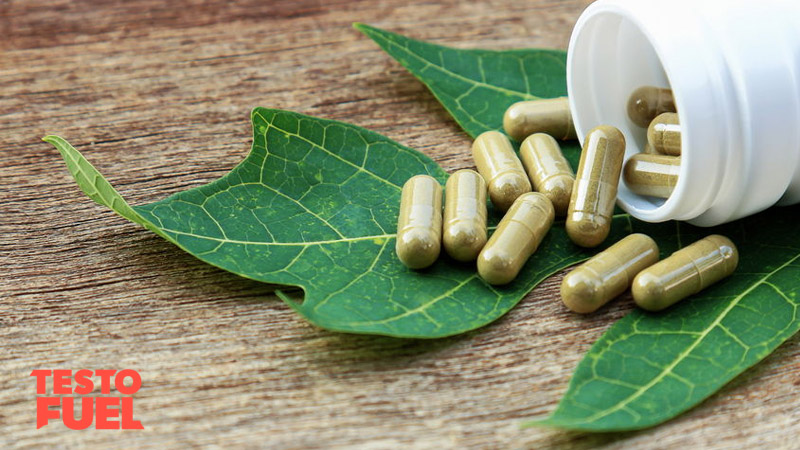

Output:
xmin=2 ymin=0 xmax=798 ymax=448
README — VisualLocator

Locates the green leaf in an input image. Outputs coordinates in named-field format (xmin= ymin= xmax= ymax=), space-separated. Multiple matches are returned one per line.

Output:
xmin=355 ymin=22 xmax=583 ymax=169
xmin=354 ymin=22 xmax=567 ymax=139
xmin=529 ymin=208 xmax=800 ymax=431
xmin=358 ymin=23 xmax=800 ymax=430
xmin=48 ymin=108 xmax=629 ymax=339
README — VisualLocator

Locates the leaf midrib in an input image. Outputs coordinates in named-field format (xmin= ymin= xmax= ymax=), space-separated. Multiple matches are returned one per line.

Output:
xmin=160 ymin=228 xmax=395 ymax=247
xmin=159 ymin=217 xmax=633 ymax=249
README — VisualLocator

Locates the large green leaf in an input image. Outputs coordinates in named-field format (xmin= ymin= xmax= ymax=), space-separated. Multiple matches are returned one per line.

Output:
xmin=355 ymin=22 xmax=583 ymax=169
xmin=48 ymin=108 xmax=630 ymax=339
xmin=354 ymin=22 xmax=567 ymax=139
xmin=529 ymin=208 xmax=800 ymax=430
xmin=358 ymin=24 xmax=800 ymax=430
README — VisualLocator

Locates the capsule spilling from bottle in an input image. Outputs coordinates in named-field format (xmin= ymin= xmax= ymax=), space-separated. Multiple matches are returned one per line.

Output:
xmin=647 ymin=112 xmax=682 ymax=156
xmin=627 ymin=86 xmax=676 ymax=128
xmin=623 ymin=153 xmax=681 ymax=199
xmin=503 ymin=97 xmax=578 ymax=142
xmin=566 ymin=126 xmax=626 ymax=248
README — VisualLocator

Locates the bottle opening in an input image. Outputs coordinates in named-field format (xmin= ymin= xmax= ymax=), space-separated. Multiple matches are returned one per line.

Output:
xmin=567 ymin=4 xmax=701 ymax=223
xmin=569 ymin=0 xmax=800 ymax=226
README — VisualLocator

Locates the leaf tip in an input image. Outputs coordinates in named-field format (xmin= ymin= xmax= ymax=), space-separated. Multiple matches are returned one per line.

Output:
xmin=352 ymin=22 xmax=374 ymax=36
xmin=43 ymin=135 xmax=72 ymax=155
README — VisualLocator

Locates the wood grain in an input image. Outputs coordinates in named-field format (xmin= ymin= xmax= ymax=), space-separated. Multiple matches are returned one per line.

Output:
xmin=1 ymin=0 xmax=798 ymax=447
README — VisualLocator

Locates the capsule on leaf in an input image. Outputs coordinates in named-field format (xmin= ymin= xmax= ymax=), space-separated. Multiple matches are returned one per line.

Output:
xmin=443 ymin=170 xmax=488 ymax=262
xmin=396 ymin=175 xmax=443 ymax=269
xmin=520 ymin=133 xmax=575 ymax=216
xmin=472 ymin=131 xmax=532 ymax=212
xmin=561 ymin=234 xmax=659 ymax=313
xmin=632 ymin=235 xmax=739 ymax=311
xmin=477 ymin=192 xmax=554 ymax=285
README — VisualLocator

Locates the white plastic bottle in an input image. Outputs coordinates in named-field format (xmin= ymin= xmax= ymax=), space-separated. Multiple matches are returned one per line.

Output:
xmin=567 ymin=0 xmax=800 ymax=226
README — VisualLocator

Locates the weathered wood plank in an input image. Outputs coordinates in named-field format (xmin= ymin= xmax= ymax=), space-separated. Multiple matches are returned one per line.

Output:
xmin=1 ymin=0 xmax=797 ymax=447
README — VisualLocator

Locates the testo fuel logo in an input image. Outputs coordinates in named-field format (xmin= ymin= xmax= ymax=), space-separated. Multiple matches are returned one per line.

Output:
xmin=30 ymin=369 xmax=144 ymax=430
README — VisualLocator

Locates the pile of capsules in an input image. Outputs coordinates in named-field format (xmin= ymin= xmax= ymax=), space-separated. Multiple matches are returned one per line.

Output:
xmin=395 ymin=87 xmax=739 ymax=314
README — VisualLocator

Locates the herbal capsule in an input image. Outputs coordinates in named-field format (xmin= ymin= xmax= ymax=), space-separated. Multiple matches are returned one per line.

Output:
xmin=643 ymin=142 xmax=658 ymax=154
xmin=566 ymin=126 xmax=626 ymax=248
xmin=503 ymin=97 xmax=578 ymax=142
xmin=632 ymin=235 xmax=739 ymax=311
xmin=443 ymin=170 xmax=488 ymax=262
xmin=623 ymin=154 xmax=681 ymax=199
xmin=627 ymin=86 xmax=676 ymax=128
xmin=520 ymin=133 xmax=575 ymax=216
xmin=396 ymin=175 xmax=443 ymax=269
xmin=477 ymin=192 xmax=554 ymax=285
xmin=561 ymin=234 xmax=659 ymax=314
xmin=647 ymin=112 xmax=682 ymax=156
xmin=472 ymin=131 xmax=532 ymax=211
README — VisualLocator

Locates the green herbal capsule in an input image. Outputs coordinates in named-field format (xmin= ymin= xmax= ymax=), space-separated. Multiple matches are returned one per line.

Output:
xmin=443 ymin=170 xmax=488 ymax=262
xmin=627 ymin=86 xmax=676 ymax=128
xmin=647 ymin=112 xmax=682 ymax=156
xmin=520 ymin=133 xmax=575 ymax=216
xmin=472 ymin=131 xmax=532 ymax=211
xmin=632 ymin=235 xmax=739 ymax=311
xmin=396 ymin=175 xmax=443 ymax=269
xmin=477 ymin=192 xmax=554 ymax=285
xmin=623 ymin=153 xmax=681 ymax=199
xmin=503 ymin=97 xmax=578 ymax=142
xmin=566 ymin=126 xmax=626 ymax=248
xmin=561 ymin=234 xmax=659 ymax=314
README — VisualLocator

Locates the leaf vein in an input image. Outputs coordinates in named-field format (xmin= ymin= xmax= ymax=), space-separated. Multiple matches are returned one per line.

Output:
xmin=574 ymin=252 xmax=800 ymax=424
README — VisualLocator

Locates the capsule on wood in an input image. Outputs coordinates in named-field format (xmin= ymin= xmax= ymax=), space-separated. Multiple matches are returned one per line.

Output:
xmin=520 ymin=133 xmax=575 ymax=216
xmin=477 ymin=192 xmax=554 ymax=285
xmin=396 ymin=175 xmax=443 ymax=269
xmin=623 ymin=153 xmax=681 ymax=199
xmin=472 ymin=131 xmax=532 ymax=211
xmin=627 ymin=86 xmax=676 ymax=128
xmin=503 ymin=97 xmax=578 ymax=142
xmin=632 ymin=235 xmax=739 ymax=311
xmin=647 ymin=112 xmax=682 ymax=156
xmin=443 ymin=170 xmax=488 ymax=262
xmin=566 ymin=126 xmax=626 ymax=248
xmin=561 ymin=234 xmax=659 ymax=314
